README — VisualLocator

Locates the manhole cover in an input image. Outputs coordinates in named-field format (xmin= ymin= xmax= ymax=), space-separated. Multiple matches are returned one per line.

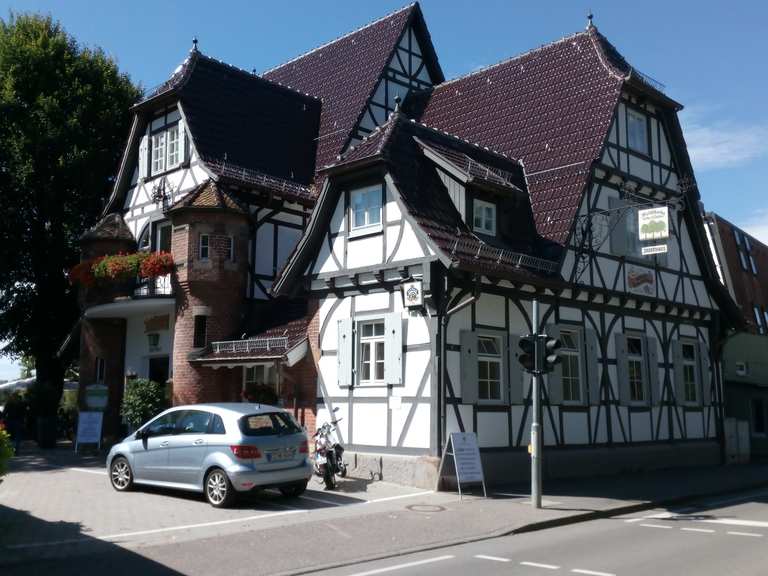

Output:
xmin=406 ymin=504 xmax=446 ymax=513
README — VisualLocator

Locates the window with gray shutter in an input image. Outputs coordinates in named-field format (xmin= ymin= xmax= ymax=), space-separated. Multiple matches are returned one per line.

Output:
xmin=138 ymin=133 xmax=149 ymax=180
xmin=609 ymin=196 xmax=628 ymax=257
xmin=460 ymin=330 xmax=478 ymax=404
xmin=672 ymin=340 xmax=684 ymax=404
xmin=509 ymin=334 xmax=524 ymax=404
xmin=698 ymin=342 xmax=712 ymax=405
xmin=585 ymin=329 xmax=601 ymax=406
xmin=384 ymin=312 xmax=403 ymax=385
xmin=178 ymin=118 xmax=188 ymax=164
xmin=337 ymin=318 xmax=353 ymax=388
xmin=615 ymin=333 xmax=630 ymax=405
xmin=646 ymin=336 xmax=660 ymax=405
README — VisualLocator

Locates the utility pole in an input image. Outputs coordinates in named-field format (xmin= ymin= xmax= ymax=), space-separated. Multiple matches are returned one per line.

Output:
xmin=530 ymin=298 xmax=542 ymax=509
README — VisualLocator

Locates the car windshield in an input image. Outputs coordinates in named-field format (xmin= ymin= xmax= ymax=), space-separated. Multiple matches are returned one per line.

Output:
xmin=238 ymin=412 xmax=302 ymax=437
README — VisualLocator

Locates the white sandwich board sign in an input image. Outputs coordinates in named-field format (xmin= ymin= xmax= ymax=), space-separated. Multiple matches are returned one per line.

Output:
xmin=75 ymin=411 xmax=103 ymax=453
xmin=436 ymin=431 xmax=487 ymax=498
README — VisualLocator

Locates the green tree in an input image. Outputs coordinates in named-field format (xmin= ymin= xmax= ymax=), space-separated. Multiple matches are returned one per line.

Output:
xmin=0 ymin=14 xmax=141 ymax=445
xmin=19 ymin=354 xmax=34 ymax=378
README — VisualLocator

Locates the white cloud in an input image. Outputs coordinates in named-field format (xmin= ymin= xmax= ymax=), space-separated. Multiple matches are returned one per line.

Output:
xmin=681 ymin=109 xmax=768 ymax=171
xmin=740 ymin=209 xmax=768 ymax=246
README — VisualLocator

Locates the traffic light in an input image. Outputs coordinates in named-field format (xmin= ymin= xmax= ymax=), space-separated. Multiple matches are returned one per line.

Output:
xmin=518 ymin=335 xmax=537 ymax=373
xmin=541 ymin=335 xmax=562 ymax=373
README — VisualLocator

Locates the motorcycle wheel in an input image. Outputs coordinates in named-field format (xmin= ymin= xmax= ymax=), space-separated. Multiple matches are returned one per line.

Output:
xmin=323 ymin=466 xmax=335 ymax=490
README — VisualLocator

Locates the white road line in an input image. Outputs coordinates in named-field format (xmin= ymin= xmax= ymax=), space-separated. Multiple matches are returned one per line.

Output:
xmin=681 ymin=528 xmax=715 ymax=533
xmin=364 ymin=491 xmax=434 ymax=504
xmin=520 ymin=561 xmax=560 ymax=570
xmin=474 ymin=554 xmax=511 ymax=562
xmin=639 ymin=523 xmax=673 ymax=529
xmin=344 ymin=555 xmax=454 ymax=576
xmin=298 ymin=494 xmax=344 ymax=507
xmin=572 ymin=569 xmax=616 ymax=576
xmin=7 ymin=509 xmax=306 ymax=549
xmin=70 ymin=467 xmax=108 ymax=476
xmin=625 ymin=512 xmax=675 ymax=523
xmin=701 ymin=518 xmax=768 ymax=529
xmin=726 ymin=531 xmax=764 ymax=538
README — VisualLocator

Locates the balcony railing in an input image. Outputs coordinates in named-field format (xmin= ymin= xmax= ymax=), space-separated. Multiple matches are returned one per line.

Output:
xmin=134 ymin=274 xmax=173 ymax=297
xmin=211 ymin=337 xmax=289 ymax=355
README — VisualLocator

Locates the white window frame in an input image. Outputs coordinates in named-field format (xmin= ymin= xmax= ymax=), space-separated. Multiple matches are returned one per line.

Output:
xmin=627 ymin=108 xmax=648 ymax=154
xmin=357 ymin=320 xmax=385 ymax=386
xmin=681 ymin=341 xmax=699 ymax=404
xmin=477 ymin=333 xmax=503 ymax=402
xmin=224 ymin=236 xmax=234 ymax=262
xmin=151 ymin=131 xmax=166 ymax=175
xmin=199 ymin=234 xmax=210 ymax=260
xmin=166 ymin=124 xmax=181 ymax=169
xmin=560 ymin=329 xmax=582 ymax=404
xmin=349 ymin=185 xmax=383 ymax=235
xmin=626 ymin=335 xmax=646 ymax=404
xmin=473 ymin=199 xmax=496 ymax=236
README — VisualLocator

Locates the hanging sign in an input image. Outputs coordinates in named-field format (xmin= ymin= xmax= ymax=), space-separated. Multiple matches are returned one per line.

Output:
xmin=638 ymin=207 xmax=669 ymax=241
xmin=84 ymin=384 xmax=109 ymax=411
xmin=75 ymin=411 xmax=103 ymax=453
xmin=401 ymin=280 xmax=423 ymax=308
xmin=436 ymin=432 xmax=487 ymax=498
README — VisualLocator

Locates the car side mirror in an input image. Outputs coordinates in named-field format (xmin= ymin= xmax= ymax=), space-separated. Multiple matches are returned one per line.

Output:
xmin=135 ymin=429 xmax=147 ymax=440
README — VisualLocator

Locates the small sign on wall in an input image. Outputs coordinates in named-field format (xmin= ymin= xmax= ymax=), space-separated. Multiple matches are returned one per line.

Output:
xmin=638 ymin=207 xmax=669 ymax=241
xmin=626 ymin=264 xmax=655 ymax=296
xmin=401 ymin=280 xmax=423 ymax=308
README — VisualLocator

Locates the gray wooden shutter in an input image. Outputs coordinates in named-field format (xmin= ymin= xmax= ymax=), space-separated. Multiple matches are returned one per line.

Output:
xmin=384 ymin=312 xmax=403 ymax=386
xmin=178 ymin=118 xmax=188 ymax=164
xmin=585 ymin=329 xmax=600 ymax=406
xmin=508 ymin=334 xmax=523 ymax=404
xmin=138 ymin=133 xmax=149 ymax=179
xmin=609 ymin=196 xmax=627 ymax=256
xmin=337 ymin=318 xmax=353 ymax=388
xmin=501 ymin=333 xmax=509 ymax=403
xmin=640 ymin=336 xmax=651 ymax=405
xmin=698 ymin=341 xmax=711 ymax=406
xmin=647 ymin=336 xmax=660 ymax=406
xmin=546 ymin=325 xmax=562 ymax=405
xmin=460 ymin=330 xmax=478 ymax=404
xmin=672 ymin=340 xmax=684 ymax=404
xmin=615 ymin=333 xmax=630 ymax=405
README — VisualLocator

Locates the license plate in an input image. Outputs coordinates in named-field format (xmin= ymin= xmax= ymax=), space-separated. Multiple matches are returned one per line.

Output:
xmin=266 ymin=448 xmax=294 ymax=462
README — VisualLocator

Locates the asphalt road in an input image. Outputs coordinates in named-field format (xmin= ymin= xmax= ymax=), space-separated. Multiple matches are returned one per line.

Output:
xmin=315 ymin=488 xmax=768 ymax=576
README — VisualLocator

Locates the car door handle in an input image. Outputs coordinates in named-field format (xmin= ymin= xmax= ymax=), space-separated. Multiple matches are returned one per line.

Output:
xmin=160 ymin=441 xmax=170 ymax=447
xmin=193 ymin=439 xmax=205 ymax=445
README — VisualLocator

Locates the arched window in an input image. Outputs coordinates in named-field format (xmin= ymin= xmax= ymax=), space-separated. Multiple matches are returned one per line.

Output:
xmin=138 ymin=224 xmax=151 ymax=252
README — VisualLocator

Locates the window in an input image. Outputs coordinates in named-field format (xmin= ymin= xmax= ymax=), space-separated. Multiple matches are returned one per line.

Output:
xmin=148 ymin=108 xmax=184 ymax=176
xmin=239 ymin=412 xmax=302 ymax=437
xmin=151 ymin=131 xmax=166 ymax=174
xmin=626 ymin=336 xmax=645 ymax=402
xmin=145 ymin=412 xmax=178 ymax=437
xmin=350 ymin=185 xmax=382 ymax=231
xmin=734 ymin=227 xmax=758 ymax=275
xmin=147 ymin=333 xmax=160 ymax=352
xmin=244 ymin=365 xmax=276 ymax=387
xmin=473 ymin=199 xmax=496 ymax=236
xmin=210 ymin=414 xmax=227 ymax=435
xmin=627 ymin=109 xmax=648 ymax=154
xmin=754 ymin=305 xmax=765 ymax=335
xmin=681 ymin=342 xmax=699 ymax=403
xmin=224 ymin=236 xmax=234 ymax=262
xmin=358 ymin=321 xmax=385 ymax=384
xmin=752 ymin=399 xmax=766 ymax=435
xmin=477 ymin=335 xmax=502 ymax=401
xmin=199 ymin=234 xmax=210 ymax=260
xmin=193 ymin=315 xmax=207 ymax=348
xmin=560 ymin=330 xmax=581 ymax=403
xmin=166 ymin=124 xmax=181 ymax=168
xmin=95 ymin=357 xmax=105 ymax=384
xmin=176 ymin=410 xmax=212 ymax=434
xmin=156 ymin=222 xmax=172 ymax=253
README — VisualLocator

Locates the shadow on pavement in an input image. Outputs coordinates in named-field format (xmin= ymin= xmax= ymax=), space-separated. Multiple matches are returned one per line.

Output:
xmin=0 ymin=504 xmax=184 ymax=575
xmin=8 ymin=441 xmax=106 ymax=473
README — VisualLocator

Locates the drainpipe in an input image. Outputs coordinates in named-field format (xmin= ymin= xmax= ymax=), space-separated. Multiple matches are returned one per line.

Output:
xmin=437 ymin=274 xmax=480 ymax=454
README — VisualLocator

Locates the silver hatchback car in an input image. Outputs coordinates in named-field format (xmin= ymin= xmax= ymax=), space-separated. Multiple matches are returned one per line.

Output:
xmin=107 ymin=403 xmax=312 ymax=507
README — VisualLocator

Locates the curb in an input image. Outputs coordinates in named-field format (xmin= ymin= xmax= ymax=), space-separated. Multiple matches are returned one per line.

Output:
xmin=275 ymin=479 xmax=768 ymax=576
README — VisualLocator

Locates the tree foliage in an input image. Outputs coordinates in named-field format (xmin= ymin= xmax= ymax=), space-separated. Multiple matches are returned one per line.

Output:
xmin=0 ymin=14 xmax=141 ymax=417
xmin=121 ymin=379 xmax=168 ymax=428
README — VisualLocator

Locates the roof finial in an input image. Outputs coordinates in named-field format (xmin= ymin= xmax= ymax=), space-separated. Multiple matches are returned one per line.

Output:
xmin=586 ymin=10 xmax=594 ymax=30
xmin=251 ymin=67 xmax=257 ymax=75
xmin=192 ymin=37 xmax=199 ymax=52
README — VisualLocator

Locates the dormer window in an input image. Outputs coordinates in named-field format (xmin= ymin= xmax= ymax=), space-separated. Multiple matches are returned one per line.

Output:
xmin=147 ymin=108 xmax=185 ymax=177
xmin=627 ymin=109 xmax=648 ymax=154
xmin=473 ymin=199 xmax=496 ymax=236
xmin=350 ymin=185 xmax=382 ymax=233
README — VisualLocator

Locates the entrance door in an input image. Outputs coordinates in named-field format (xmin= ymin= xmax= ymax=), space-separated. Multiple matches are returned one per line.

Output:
xmin=149 ymin=356 xmax=170 ymax=385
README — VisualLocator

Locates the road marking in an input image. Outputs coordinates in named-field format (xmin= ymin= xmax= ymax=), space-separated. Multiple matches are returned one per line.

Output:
xmin=474 ymin=554 xmax=511 ymax=562
xmin=681 ymin=528 xmax=715 ymax=533
xmin=727 ymin=531 xmax=763 ymax=538
xmin=701 ymin=518 xmax=768 ymax=529
xmin=520 ymin=561 xmax=560 ymax=570
xmin=299 ymin=494 xmax=344 ymax=507
xmin=639 ymin=523 xmax=673 ymax=529
xmin=364 ymin=491 xmax=434 ymax=504
xmin=344 ymin=555 xmax=454 ymax=576
xmin=625 ymin=512 xmax=674 ymax=523
xmin=572 ymin=569 xmax=616 ymax=576
xmin=7 ymin=509 xmax=306 ymax=549
xmin=71 ymin=467 xmax=108 ymax=476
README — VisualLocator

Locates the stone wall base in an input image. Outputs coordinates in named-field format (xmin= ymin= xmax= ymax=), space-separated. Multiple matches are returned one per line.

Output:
xmin=345 ymin=451 xmax=441 ymax=490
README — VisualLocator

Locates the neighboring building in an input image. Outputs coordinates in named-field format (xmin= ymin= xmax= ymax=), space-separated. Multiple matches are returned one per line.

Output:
xmin=705 ymin=213 xmax=768 ymax=459
xmin=79 ymin=3 xmax=739 ymax=484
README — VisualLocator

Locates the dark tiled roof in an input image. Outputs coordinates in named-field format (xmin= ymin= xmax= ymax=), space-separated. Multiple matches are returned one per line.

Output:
xmin=412 ymin=26 xmax=628 ymax=245
xmin=167 ymin=179 xmax=247 ymax=214
xmin=262 ymin=4 xmax=418 ymax=173
xmin=204 ymin=158 xmax=316 ymax=206
xmin=80 ymin=213 xmax=135 ymax=242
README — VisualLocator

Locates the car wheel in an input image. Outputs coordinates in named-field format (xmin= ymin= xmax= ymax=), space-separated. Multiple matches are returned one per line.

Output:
xmin=205 ymin=468 xmax=236 ymax=508
xmin=110 ymin=457 xmax=134 ymax=492
xmin=279 ymin=481 xmax=308 ymax=498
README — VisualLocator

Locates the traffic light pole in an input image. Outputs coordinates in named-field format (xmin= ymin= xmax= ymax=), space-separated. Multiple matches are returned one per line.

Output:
xmin=531 ymin=298 xmax=542 ymax=509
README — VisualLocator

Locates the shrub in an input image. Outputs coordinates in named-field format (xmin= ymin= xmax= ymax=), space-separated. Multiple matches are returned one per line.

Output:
xmin=121 ymin=378 xmax=168 ymax=428
xmin=0 ymin=426 xmax=13 ymax=476
xmin=93 ymin=252 xmax=149 ymax=281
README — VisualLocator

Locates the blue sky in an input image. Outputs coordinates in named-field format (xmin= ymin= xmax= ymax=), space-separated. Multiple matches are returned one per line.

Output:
xmin=0 ymin=1 xmax=766 ymax=378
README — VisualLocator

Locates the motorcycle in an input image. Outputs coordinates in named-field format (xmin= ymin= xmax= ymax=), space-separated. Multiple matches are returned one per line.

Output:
xmin=313 ymin=408 xmax=347 ymax=489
